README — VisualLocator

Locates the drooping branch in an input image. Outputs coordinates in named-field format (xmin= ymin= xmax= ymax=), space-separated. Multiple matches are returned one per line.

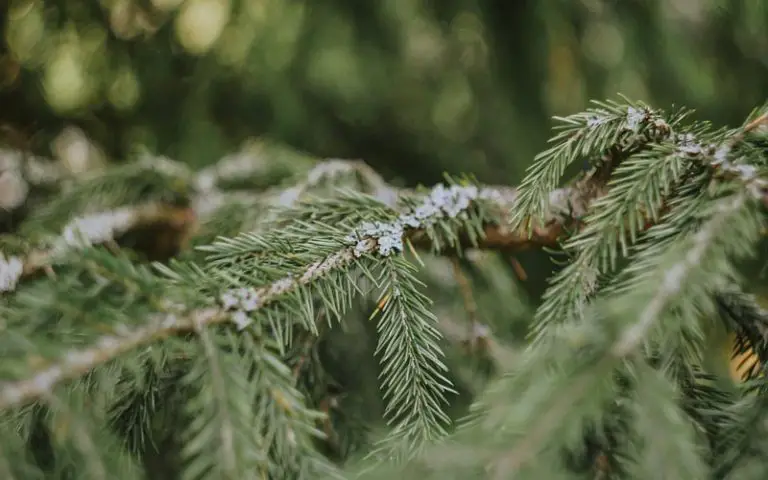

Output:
xmin=0 ymin=240 xmax=368 ymax=410
xmin=489 ymin=192 xmax=754 ymax=478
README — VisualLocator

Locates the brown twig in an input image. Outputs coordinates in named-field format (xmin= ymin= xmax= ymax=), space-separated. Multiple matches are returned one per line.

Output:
xmin=291 ymin=312 xmax=325 ymax=382
xmin=435 ymin=312 xmax=518 ymax=368
xmin=450 ymin=257 xmax=479 ymax=326
xmin=450 ymin=256 xmax=492 ymax=357
xmin=594 ymin=452 xmax=610 ymax=479
xmin=507 ymin=256 xmax=528 ymax=281
xmin=286 ymin=312 xmax=343 ymax=456
xmin=743 ymin=112 xmax=768 ymax=134
xmin=317 ymin=396 xmax=340 ymax=450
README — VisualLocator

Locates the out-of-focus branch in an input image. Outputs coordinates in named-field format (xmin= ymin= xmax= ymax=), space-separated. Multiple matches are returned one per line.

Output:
xmin=2 ymin=203 xmax=196 ymax=291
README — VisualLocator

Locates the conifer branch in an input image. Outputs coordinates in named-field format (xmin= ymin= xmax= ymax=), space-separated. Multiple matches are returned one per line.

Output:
xmin=609 ymin=194 xmax=749 ymax=357
xmin=191 ymin=326 xmax=239 ymax=476
xmin=490 ymin=190 xmax=759 ymax=477
xmin=0 ymin=307 xmax=223 ymax=410
xmin=529 ymin=104 xmax=768 ymax=342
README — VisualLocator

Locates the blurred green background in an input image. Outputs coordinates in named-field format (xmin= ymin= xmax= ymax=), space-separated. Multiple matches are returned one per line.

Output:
xmin=2 ymin=0 xmax=766 ymax=187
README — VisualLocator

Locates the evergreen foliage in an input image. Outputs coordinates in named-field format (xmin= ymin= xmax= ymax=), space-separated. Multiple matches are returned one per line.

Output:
xmin=1 ymin=97 xmax=768 ymax=479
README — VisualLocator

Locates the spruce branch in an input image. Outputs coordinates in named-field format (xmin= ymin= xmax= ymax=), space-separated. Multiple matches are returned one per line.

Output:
xmin=609 ymin=196 xmax=750 ymax=357
xmin=0 ymin=184 xmax=459 ymax=409
xmin=41 ymin=389 xmax=145 ymax=480
xmin=192 ymin=158 xmax=398 ymax=227
xmin=272 ymin=159 xmax=399 ymax=209
xmin=529 ymin=102 xmax=768 ymax=343
xmin=367 ymin=257 xmax=454 ymax=460
xmin=0 ymin=307 xmax=224 ymax=411
xmin=510 ymin=98 xmax=681 ymax=232
xmin=182 ymin=327 xmax=241 ymax=478
xmin=625 ymin=363 xmax=708 ymax=479
xmin=489 ymin=190 xmax=762 ymax=477
xmin=1 ymin=172 xmax=608 ymax=468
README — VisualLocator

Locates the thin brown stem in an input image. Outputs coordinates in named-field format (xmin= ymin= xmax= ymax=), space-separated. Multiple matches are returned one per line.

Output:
xmin=450 ymin=257 xmax=479 ymax=328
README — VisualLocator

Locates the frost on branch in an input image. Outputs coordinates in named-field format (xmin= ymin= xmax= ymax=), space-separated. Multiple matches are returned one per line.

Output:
xmin=344 ymin=183 xmax=502 ymax=257
xmin=58 ymin=209 xmax=137 ymax=250
xmin=0 ymin=252 xmax=23 ymax=292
